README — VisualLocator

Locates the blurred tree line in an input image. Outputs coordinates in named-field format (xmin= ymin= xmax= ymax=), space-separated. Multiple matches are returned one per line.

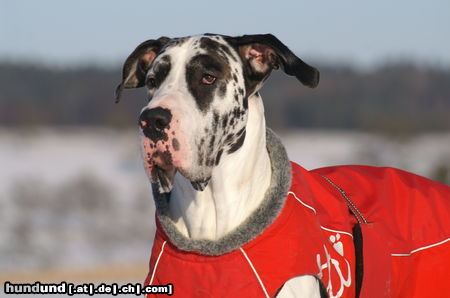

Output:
xmin=0 ymin=61 xmax=449 ymax=135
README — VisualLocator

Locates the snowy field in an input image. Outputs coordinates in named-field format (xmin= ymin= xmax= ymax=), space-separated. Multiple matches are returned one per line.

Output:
xmin=0 ymin=127 xmax=449 ymax=282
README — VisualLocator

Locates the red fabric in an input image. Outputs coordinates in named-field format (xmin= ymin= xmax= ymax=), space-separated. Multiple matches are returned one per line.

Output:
xmin=313 ymin=165 xmax=450 ymax=297
xmin=144 ymin=163 xmax=450 ymax=297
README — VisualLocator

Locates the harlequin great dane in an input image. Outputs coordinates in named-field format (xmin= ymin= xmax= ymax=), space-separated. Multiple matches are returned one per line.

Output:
xmin=116 ymin=34 xmax=450 ymax=298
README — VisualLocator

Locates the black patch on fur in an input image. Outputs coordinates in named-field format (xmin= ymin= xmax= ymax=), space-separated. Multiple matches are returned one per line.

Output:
xmin=190 ymin=177 xmax=211 ymax=191
xmin=185 ymin=54 xmax=231 ymax=112
xmin=168 ymin=37 xmax=188 ymax=47
xmin=200 ymin=37 xmax=234 ymax=61
xmin=212 ymin=112 xmax=219 ymax=132
xmin=147 ymin=55 xmax=171 ymax=90
xmin=215 ymin=149 xmax=223 ymax=165
xmin=172 ymin=138 xmax=180 ymax=151
xmin=225 ymin=133 xmax=234 ymax=143
xmin=219 ymin=44 xmax=236 ymax=61
xmin=209 ymin=135 xmax=215 ymax=150
xmin=221 ymin=114 xmax=228 ymax=128
xmin=229 ymin=117 xmax=235 ymax=127
xmin=197 ymin=138 xmax=205 ymax=165
xmin=200 ymin=37 xmax=221 ymax=52
xmin=231 ymin=107 xmax=245 ymax=120
xmin=243 ymin=97 xmax=248 ymax=110
xmin=228 ymin=129 xmax=246 ymax=153
xmin=219 ymin=84 xmax=227 ymax=96
xmin=236 ymin=127 xmax=245 ymax=136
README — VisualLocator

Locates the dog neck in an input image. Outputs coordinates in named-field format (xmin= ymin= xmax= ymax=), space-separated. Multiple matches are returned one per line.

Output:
xmin=168 ymin=93 xmax=272 ymax=240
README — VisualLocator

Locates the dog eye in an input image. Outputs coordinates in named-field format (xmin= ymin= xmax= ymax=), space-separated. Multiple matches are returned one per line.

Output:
xmin=146 ymin=77 xmax=157 ymax=89
xmin=201 ymin=74 xmax=216 ymax=85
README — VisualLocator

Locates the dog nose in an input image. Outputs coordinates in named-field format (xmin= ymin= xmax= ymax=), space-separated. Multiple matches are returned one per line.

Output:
xmin=139 ymin=108 xmax=172 ymax=130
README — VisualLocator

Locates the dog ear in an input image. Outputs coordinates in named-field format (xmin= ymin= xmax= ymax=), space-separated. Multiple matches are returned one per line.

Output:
xmin=115 ymin=37 xmax=171 ymax=103
xmin=226 ymin=34 xmax=319 ymax=94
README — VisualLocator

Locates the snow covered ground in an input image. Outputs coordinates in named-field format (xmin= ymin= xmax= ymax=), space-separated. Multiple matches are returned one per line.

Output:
xmin=0 ymin=127 xmax=448 ymax=278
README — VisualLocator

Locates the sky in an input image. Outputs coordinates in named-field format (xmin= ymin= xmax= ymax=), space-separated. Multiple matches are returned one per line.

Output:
xmin=1 ymin=0 xmax=450 ymax=69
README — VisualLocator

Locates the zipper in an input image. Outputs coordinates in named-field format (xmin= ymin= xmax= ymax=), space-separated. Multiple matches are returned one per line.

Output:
xmin=320 ymin=175 xmax=368 ymax=225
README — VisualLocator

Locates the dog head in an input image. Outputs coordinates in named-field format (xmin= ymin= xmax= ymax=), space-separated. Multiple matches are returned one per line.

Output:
xmin=116 ymin=34 xmax=319 ymax=193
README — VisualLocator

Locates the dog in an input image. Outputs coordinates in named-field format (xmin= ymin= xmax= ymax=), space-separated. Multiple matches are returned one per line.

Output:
xmin=115 ymin=34 xmax=450 ymax=298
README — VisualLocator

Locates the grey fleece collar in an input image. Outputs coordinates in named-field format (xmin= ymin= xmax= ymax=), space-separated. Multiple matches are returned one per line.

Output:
xmin=151 ymin=128 xmax=292 ymax=256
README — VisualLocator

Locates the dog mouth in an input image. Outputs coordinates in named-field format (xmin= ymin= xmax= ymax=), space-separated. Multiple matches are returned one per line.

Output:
xmin=145 ymin=150 xmax=176 ymax=193
xmin=152 ymin=164 xmax=175 ymax=193
xmin=149 ymin=155 xmax=211 ymax=193
xmin=143 ymin=142 xmax=211 ymax=194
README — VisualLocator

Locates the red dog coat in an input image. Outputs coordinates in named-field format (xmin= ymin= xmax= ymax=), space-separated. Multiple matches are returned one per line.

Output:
xmin=145 ymin=162 xmax=450 ymax=297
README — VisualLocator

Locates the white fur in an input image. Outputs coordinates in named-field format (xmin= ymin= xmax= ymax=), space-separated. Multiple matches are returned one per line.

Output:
xmin=277 ymin=276 xmax=322 ymax=298
xmin=168 ymin=93 xmax=272 ymax=240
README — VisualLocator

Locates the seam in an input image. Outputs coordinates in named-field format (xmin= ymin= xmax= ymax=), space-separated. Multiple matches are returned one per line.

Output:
xmin=391 ymin=237 xmax=450 ymax=256
xmin=239 ymin=247 xmax=270 ymax=298
xmin=288 ymin=191 xmax=317 ymax=214
xmin=289 ymin=191 xmax=354 ymax=238
xmin=149 ymin=240 xmax=167 ymax=285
